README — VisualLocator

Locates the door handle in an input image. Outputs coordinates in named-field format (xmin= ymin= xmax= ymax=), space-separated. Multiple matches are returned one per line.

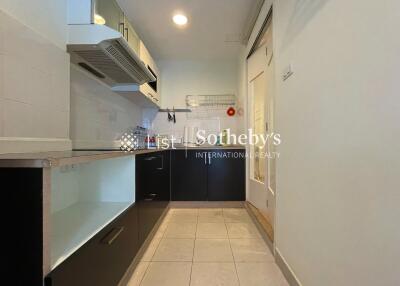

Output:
xmin=101 ymin=227 xmax=124 ymax=245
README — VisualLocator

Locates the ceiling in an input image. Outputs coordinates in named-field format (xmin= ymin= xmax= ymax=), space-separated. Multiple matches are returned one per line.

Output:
xmin=117 ymin=0 xmax=262 ymax=61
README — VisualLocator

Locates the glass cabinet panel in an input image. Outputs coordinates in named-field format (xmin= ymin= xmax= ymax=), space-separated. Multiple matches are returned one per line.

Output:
xmin=94 ymin=0 xmax=124 ymax=33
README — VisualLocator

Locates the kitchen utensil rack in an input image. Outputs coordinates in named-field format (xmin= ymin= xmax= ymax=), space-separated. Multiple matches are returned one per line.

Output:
xmin=186 ymin=94 xmax=237 ymax=119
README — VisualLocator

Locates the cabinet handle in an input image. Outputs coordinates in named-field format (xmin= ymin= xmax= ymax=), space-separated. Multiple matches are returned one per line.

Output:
xmin=208 ymin=153 xmax=211 ymax=165
xmin=119 ymin=23 xmax=125 ymax=36
xmin=125 ymin=27 xmax=129 ymax=41
xmin=204 ymin=155 xmax=207 ymax=165
xmin=101 ymin=227 xmax=124 ymax=245
xmin=144 ymin=156 xmax=158 ymax=161
xmin=156 ymin=155 xmax=164 ymax=170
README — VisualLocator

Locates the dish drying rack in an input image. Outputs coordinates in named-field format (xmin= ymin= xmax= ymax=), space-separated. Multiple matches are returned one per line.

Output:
xmin=186 ymin=94 xmax=236 ymax=119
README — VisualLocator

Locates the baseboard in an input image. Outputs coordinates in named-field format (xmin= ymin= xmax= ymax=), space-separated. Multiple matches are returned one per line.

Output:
xmin=275 ymin=248 xmax=302 ymax=286
xmin=72 ymin=139 xmax=120 ymax=150
xmin=244 ymin=202 xmax=274 ymax=252
xmin=0 ymin=137 xmax=71 ymax=154
xmin=169 ymin=201 xmax=245 ymax=208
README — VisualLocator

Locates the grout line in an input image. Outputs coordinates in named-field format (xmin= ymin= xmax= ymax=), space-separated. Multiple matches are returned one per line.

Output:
xmin=227 ymin=220 xmax=241 ymax=286
xmin=137 ymin=262 xmax=151 ymax=286
xmin=188 ymin=208 xmax=198 ymax=286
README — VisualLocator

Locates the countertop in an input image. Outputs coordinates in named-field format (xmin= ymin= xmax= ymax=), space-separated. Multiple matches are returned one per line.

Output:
xmin=0 ymin=145 xmax=245 ymax=168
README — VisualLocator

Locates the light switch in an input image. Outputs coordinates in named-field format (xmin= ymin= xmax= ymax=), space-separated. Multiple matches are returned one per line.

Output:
xmin=282 ymin=64 xmax=294 ymax=81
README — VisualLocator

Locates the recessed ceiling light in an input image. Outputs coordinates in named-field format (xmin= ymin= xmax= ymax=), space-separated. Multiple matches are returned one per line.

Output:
xmin=173 ymin=14 xmax=188 ymax=26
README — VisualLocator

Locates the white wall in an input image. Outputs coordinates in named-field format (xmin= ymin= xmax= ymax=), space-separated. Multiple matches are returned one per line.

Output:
xmin=0 ymin=0 xmax=68 ymax=50
xmin=273 ymin=0 xmax=400 ymax=285
xmin=0 ymin=1 xmax=71 ymax=154
xmin=149 ymin=60 xmax=244 ymax=140
xmin=70 ymin=66 xmax=144 ymax=149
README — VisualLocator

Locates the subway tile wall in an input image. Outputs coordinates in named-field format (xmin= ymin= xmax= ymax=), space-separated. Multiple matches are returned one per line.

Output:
xmin=70 ymin=66 xmax=144 ymax=149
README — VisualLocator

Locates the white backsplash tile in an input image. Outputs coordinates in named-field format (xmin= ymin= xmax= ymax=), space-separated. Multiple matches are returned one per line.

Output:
xmin=3 ymin=54 xmax=31 ymax=104
xmin=0 ymin=54 xmax=3 ymax=99
xmin=70 ymin=66 xmax=144 ymax=148
xmin=3 ymin=99 xmax=34 ymax=137
xmin=0 ymin=99 xmax=4 ymax=136
xmin=0 ymin=14 xmax=4 ymax=55
xmin=0 ymin=9 xmax=70 ymax=143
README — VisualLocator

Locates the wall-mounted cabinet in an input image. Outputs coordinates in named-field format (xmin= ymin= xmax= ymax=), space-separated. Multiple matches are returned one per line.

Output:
xmin=68 ymin=0 xmax=159 ymax=104
xmin=93 ymin=0 xmax=124 ymax=32
xmin=112 ymin=41 xmax=161 ymax=108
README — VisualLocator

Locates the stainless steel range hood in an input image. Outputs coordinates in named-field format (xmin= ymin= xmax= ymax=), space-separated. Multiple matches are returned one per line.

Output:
xmin=67 ymin=24 xmax=156 ymax=87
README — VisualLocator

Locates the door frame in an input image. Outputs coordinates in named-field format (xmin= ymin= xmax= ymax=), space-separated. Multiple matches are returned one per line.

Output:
xmin=245 ymin=7 xmax=276 ymax=241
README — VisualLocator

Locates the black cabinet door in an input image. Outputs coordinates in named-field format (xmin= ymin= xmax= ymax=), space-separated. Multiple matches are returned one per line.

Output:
xmin=136 ymin=151 xmax=170 ymax=244
xmin=46 ymin=204 xmax=139 ymax=286
xmin=207 ymin=150 xmax=246 ymax=201
xmin=171 ymin=150 xmax=208 ymax=201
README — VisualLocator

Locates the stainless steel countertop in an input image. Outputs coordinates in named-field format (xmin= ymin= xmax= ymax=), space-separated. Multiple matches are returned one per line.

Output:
xmin=0 ymin=145 xmax=245 ymax=168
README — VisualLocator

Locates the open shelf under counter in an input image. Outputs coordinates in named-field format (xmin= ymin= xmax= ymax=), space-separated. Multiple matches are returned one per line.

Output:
xmin=51 ymin=201 xmax=132 ymax=269
xmin=49 ymin=156 xmax=136 ymax=271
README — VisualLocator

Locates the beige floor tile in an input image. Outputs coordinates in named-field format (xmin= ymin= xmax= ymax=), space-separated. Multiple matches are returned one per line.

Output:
xmin=230 ymin=239 xmax=274 ymax=262
xmin=152 ymin=239 xmax=194 ymax=262
xmin=164 ymin=222 xmax=197 ymax=238
xmin=198 ymin=209 xmax=224 ymax=222
xmin=196 ymin=223 xmax=228 ymax=238
xmin=236 ymin=262 xmax=289 ymax=286
xmin=169 ymin=208 xmax=198 ymax=215
xmin=226 ymin=223 xmax=261 ymax=238
xmin=140 ymin=262 xmax=192 ymax=286
xmin=127 ymin=262 xmax=150 ymax=286
xmin=193 ymin=239 xmax=233 ymax=262
xmin=168 ymin=213 xmax=198 ymax=223
xmin=141 ymin=238 xmax=162 ymax=262
xmin=190 ymin=262 xmax=239 ymax=286
xmin=223 ymin=208 xmax=252 ymax=223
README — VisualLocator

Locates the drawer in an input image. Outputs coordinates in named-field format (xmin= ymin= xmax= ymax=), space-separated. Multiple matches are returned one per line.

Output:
xmin=45 ymin=204 xmax=139 ymax=286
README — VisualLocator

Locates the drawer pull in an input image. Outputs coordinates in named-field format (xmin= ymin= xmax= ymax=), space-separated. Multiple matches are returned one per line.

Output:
xmin=101 ymin=227 xmax=124 ymax=245
xmin=144 ymin=156 xmax=158 ymax=161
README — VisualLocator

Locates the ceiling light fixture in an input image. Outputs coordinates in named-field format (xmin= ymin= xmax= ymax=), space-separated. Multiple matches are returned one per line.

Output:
xmin=173 ymin=14 xmax=188 ymax=26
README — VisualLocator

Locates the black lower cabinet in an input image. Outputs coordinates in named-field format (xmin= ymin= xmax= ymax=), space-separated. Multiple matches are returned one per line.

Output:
xmin=171 ymin=150 xmax=208 ymax=201
xmin=207 ymin=150 xmax=246 ymax=201
xmin=136 ymin=151 xmax=170 ymax=244
xmin=45 ymin=204 xmax=139 ymax=286
xmin=3 ymin=168 xmax=43 ymax=286
xmin=171 ymin=149 xmax=245 ymax=201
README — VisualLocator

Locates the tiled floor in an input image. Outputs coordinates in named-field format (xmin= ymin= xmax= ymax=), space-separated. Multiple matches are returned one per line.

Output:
xmin=127 ymin=208 xmax=289 ymax=286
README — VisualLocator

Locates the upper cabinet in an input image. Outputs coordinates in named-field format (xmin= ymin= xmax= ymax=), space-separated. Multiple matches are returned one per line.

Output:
xmin=94 ymin=0 xmax=124 ymax=33
xmin=124 ymin=18 xmax=141 ymax=55
xmin=94 ymin=0 xmax=141 ymax=55
xmin=139 ymin=41 xmax=161 ymax=104
xmin=67 ymin=0 xmax=160 ymax=107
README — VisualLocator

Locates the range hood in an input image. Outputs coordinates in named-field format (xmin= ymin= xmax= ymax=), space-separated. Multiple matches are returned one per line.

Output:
xmin=67 ymin=24 xmax=156 ymax=87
